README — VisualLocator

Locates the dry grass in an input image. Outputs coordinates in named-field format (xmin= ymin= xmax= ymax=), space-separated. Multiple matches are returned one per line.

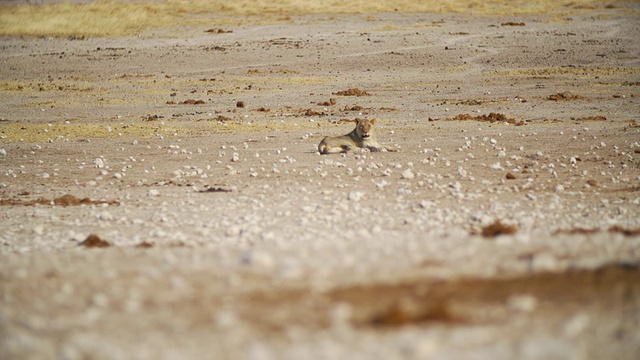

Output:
xmin=0 ymin=1 xmax=177 ymax=37
xmin=0 ymin=0 xmax=616 ymax=37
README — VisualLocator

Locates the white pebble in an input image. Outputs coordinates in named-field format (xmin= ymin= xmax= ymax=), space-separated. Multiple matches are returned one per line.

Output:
xmin=348 ymin=191 xmax=365 ymax=201
xmin=507 ymin=294 xmax=537 ymax=312
xmin=401 ymin=169 xmax=415 ymax=179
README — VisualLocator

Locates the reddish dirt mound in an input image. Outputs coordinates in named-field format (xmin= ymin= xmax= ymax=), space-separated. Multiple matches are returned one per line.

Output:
xmin=480 ymin=220 xmax=518 ymax=237
xmin=79 ymin=234 xmax=111 ymax=248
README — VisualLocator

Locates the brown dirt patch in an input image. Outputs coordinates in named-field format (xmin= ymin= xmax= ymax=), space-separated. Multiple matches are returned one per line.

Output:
xmin=547 ymin=91 xmax=582 ymax=101
xmin=333 ymin=88 xmax=371 ymax=96
xmin=0 ymin=194 xmax=119 ymax=207
xmin=449 ymin=112 xmax=525 ymax=125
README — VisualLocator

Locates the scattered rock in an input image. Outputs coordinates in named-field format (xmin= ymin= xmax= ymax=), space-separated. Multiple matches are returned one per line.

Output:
xmin=506 ymin=172 xmax=517 ymax=180
xmin=501 ymin=22 xmax=526 ymax=26
xmin=94 ymin=158 xmax=105 ymax=168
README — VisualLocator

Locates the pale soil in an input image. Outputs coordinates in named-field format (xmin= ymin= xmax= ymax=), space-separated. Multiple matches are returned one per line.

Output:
xmin=1 ymin=8 xmax=640 ymax=360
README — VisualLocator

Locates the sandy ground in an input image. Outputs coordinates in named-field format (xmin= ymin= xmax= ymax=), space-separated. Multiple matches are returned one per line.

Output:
xmin=1 ymin=7 xmax=640 ymax=360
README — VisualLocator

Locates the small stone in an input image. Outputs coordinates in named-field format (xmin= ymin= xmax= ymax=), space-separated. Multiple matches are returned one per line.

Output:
xmin=148 ymin=189 xmax=160 ymax=197
xmin=94 ymin=158 xmax=105 ymax=168
xmin=348 ymin=191 xmax=365 ymax=201
xmin=507 ymin=294 xmax=537 ymax=312
xmin=401 ymin=168 xmax=415 ymax=179
xmin=241 ymin=251 xmax=273 ymax=268
xmin=564 ymin=313 xmax=590 ymax=337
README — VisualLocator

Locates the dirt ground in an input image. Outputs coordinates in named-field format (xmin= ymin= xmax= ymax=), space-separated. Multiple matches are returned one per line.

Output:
xmin=1 ymin=4 xmax=640 ymax=360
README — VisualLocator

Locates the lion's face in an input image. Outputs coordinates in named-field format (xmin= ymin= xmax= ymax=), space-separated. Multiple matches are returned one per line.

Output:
xmin=355 ymin=118 xmax=376 ymax=139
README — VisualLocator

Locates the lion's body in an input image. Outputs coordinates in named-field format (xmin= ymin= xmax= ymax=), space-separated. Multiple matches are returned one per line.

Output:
xmin=318 ymin=118 xmax=397 ymax=154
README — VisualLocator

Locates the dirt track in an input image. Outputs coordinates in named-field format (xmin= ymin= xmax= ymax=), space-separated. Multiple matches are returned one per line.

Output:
xmin=1 ymin=7 xmax=640 ymax=360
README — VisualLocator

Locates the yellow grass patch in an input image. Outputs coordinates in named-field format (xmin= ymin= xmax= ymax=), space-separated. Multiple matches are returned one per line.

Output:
xmin=0 ymin=80 xmax=96 ymax=93
xmin=0 ymin=118 xmax=321 ymax=142
xmin=0 ymin=0 xmax=617 ymax=38
xmin=490 ymin=67 xmax=640 ymax=78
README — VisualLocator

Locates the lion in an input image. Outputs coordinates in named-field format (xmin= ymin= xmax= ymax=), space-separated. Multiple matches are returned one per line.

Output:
xmin=318 ymin=118 xmax=398 ymax=154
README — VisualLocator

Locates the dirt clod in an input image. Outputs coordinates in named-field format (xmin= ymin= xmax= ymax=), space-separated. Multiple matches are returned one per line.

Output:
xmin=333 ymin=88 xmax=371 ymax=96
xmin=547 ymin=92 xmax=581 ymax=101
xmin=481 ymin=220 xmax=518 ymax=237
xmin=205 ymin=28 xmax=232 ymax=34
xmin=179 ymin=99 xmax=206 ymax=105
xmin=574 ymin=116 xmax=607 ymax=121
xmin=79 ymin=234 xmax=111 ymax=248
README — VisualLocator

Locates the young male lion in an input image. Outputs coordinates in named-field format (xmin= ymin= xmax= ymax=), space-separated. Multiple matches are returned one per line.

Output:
xmin=318 ymin=118 xmax=398 ymax=154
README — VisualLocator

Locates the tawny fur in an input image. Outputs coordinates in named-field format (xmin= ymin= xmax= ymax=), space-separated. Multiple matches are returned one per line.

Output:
xmin=318 ymin=118 xmax=398 ymax=154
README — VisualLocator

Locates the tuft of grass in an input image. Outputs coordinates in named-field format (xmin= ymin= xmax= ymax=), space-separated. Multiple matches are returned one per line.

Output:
xmin=0 ymin=0 xmax=619 ymax=38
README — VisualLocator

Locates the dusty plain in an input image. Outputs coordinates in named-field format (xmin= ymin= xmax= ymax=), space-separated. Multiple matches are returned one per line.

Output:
xmin=1 ymin=1 xmax=640 ymax=359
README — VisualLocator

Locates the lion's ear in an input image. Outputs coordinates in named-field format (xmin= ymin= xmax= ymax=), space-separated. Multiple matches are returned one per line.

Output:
xmin=370 ymin=118 xmax=377 ymax=125
xmin=352 ymin=118 xmax=361 ymax=124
